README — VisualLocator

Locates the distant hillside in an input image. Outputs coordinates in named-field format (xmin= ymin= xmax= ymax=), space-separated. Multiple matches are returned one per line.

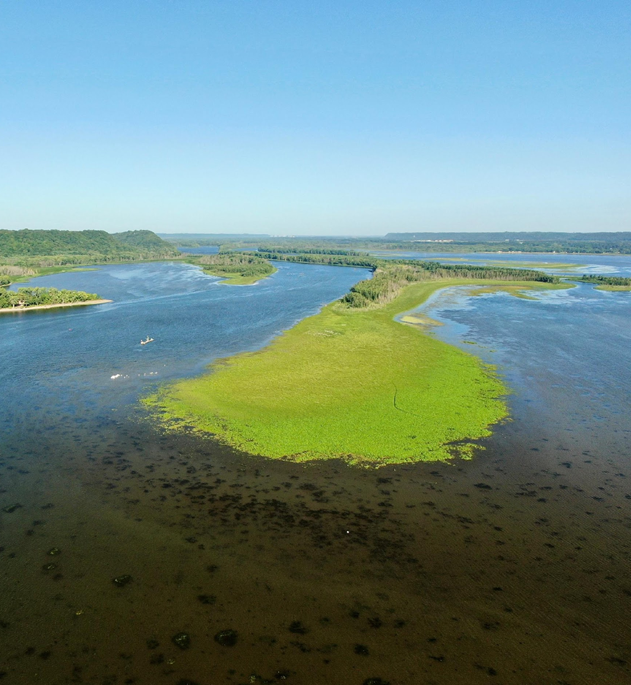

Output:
xmin=112 ymin=230 xmax=179 ymax=255
xmin=386 ymin=231 xmax=631 ymax=242
xmin=384 ymin=232 xmax=631 ymax=254
xmin=159 ymin=233 xmax=271 ymax=247
xmin=0 ymin=229 xmax=179 ymax=259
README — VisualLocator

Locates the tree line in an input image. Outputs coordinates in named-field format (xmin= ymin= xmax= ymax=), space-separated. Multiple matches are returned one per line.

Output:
xmin=340 ymin=262 xmax=556 ymax=308
xmin=0 ymin=286 xmax=99 ymax=310
xmin=165 ymin=234 xmax=631 ymax=255
xmin=252 ymin=251 xmax=377 ymax=268
xmin=196 ymin=253 xmax=275 ymax=279
xmin=256 ymin=247 xmax=363 ymax=256
xmin=243 ymin=249 xmax=557 ymax=309
xmin=577 ymin=275 xmax=631 ymax=286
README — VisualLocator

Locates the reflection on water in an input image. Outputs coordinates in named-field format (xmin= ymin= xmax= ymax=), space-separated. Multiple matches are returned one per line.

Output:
xmin=1 ymin=257 xmax=630 ymax=684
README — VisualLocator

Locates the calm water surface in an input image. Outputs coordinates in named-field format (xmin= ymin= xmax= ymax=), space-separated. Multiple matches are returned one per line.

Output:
xmin=1 ymin=256 xmax=630 ymax=685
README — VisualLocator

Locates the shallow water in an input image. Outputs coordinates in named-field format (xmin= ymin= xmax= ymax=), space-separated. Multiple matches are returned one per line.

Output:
xmin=372 ymin=249 xmax=631 ymax=277
xmin=1 ymin=257 xmax=630 ymax=684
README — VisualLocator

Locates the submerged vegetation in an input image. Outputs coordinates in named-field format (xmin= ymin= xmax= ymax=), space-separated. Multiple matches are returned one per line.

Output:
xmin=145 ymin=248 xmax=567 ymax=465
xmin=194 ymin=252 xmax=277 ymax=285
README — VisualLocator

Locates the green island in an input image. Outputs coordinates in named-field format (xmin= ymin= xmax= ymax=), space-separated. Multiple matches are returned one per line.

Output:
xmin=0 ymin=286 xmax=108 ymax=314
xmin=576 ymin=274 xmax=631 ymax=291
xmin=145 ymin=257 xmax=567 ymax=465
xmin=192 ymin=252 xmax=277 ymax=285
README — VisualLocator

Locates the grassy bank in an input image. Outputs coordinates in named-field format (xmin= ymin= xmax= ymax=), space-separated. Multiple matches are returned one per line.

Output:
xmin=144 ymin=279 xmax=565 ymax=465
xmin=594 ymin=284 xmax=631 ymax=291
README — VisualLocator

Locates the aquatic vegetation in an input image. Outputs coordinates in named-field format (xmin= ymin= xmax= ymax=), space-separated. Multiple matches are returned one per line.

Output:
xmin=172 ymin=632 xmax=191 ymax=649
xmin=459 ymin=282 xmax=574 ymax=300
xmin=146 ymin=279 xmax=564 ymax=465
xmin=112 ymin=574 xmax=133 ymax=587
xmin=214 ymin=629 xmax=238 ymax=647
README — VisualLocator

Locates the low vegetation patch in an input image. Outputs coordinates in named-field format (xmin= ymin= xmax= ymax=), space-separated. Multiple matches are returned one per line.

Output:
xmin=194 ymin=252 xmax=277 ymax=285
xmin=145 ymin=276 xmax=566 ymax=465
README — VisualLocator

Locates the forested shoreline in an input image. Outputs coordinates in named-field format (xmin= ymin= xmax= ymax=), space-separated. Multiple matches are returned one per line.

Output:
xmin=0 ymin=286 xmax=101 ymax=311
xmin=0 ymin=229 xmax=180 ymax=282
xmin=246 ymin=249 xmax=558 ymax=308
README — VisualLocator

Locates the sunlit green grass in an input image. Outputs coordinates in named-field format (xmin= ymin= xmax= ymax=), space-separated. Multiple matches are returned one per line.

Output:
xmin=212 ymin=271 xmax=276 ymax=285
xmin=201 ymin=265 xmax=277 ymax=285
xmin=593 ymin=284 xmax=631 ymax=291
xmin=144 ymin=279 xmax=564 ymax=465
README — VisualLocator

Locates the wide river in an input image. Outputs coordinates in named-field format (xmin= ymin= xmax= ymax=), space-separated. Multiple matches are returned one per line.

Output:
xmin=1 ymin=255 xmax=630 ymax=685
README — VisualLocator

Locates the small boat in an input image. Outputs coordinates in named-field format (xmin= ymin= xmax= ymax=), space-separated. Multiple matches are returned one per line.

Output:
xmin=140 ymin=336 xmax=154 ymax=345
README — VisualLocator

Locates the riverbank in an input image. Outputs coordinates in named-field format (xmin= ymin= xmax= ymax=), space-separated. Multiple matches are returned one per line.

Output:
xmin=145 ymin=279 xmax=567 ymax=465
xmin=0 ymin=298 xmax=112 ymax=315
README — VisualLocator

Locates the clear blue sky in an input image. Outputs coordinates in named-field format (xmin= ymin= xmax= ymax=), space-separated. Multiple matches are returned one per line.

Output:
xmin=1 ymin=1 xmax=629 ymax=235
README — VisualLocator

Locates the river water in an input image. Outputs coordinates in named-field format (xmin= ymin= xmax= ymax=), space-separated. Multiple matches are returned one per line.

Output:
xmin=1 ymin=256 xmax=630 ymax=685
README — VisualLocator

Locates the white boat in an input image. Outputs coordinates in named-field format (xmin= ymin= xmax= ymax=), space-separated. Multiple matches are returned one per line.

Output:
xmin=140 ymin=336 xmax=154 ymax=345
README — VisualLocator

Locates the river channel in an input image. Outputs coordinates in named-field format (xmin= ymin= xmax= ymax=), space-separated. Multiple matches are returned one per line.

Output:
xmin=0 ymin=256 xmax=630 ymax=685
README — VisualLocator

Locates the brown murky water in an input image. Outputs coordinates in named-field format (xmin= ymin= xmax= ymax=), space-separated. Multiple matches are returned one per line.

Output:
xmin=1 ymin=403 xmax=630 ymax=685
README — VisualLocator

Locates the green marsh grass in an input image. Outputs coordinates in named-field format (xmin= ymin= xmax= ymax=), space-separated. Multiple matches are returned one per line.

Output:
xmin=145 ymin=279 xmax=565 ymax=465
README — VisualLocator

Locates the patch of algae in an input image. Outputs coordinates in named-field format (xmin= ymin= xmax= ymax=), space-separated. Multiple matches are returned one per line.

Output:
xmin=143 ymin=279 xmax=565 ymax=466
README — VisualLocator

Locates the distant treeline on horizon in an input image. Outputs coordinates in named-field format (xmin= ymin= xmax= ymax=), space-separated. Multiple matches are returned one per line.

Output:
xmin=3 ymin=229 xmax=631 ymax=258
xmin=161 ymin=231 xmax=631 ymax=254
xmin=385 ymin=231 xmax=631 ymax=242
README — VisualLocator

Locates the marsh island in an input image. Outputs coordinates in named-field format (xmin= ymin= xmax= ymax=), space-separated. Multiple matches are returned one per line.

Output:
xmin=146 ymin=255 xmax=566 ymax=464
